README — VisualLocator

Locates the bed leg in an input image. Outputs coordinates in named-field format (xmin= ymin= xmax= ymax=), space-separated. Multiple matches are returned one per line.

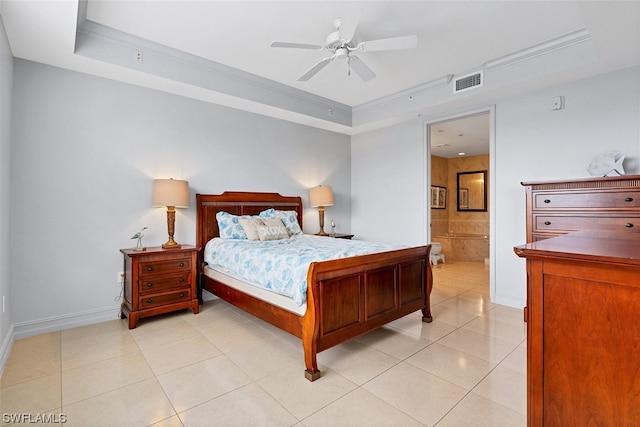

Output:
xmin=304 ymin=369 xmax=321 ymax=382
xmin=303 ymin=340 xmax=321 ymax=381
xmin=421 ymin=307 xmax=433 ymax=323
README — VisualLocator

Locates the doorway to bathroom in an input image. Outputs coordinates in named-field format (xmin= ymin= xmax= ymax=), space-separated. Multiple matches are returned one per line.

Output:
xmin=425 ymin=109 xmax=494 ymax=295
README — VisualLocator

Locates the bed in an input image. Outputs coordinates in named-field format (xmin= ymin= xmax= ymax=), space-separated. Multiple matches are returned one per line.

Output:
xmin=196 ymin=191 xmax=433 ymax=381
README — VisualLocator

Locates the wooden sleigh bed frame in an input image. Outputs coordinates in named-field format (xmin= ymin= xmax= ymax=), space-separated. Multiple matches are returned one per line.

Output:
xmin=196 ymin=191 xmax=433 ymax=381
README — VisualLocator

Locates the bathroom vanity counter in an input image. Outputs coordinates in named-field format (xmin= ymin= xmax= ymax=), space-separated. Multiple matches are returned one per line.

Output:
xmin=514 ymin=231 xmax=640 ymax=426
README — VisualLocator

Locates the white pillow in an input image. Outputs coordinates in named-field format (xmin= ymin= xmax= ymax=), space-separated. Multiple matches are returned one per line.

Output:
xmin=216 ymin=211 xmax=261 ymax=239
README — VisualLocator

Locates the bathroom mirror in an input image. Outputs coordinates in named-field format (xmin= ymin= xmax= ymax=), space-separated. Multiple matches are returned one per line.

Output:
xmin=457 ymin=170 xmax=487 ymax=212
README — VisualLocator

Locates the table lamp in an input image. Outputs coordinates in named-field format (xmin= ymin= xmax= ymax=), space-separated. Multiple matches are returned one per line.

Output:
xmin=309 ymin=185 xmax=334 ymax=236
xmin=152 ymin=178 xmax=189 ymax=249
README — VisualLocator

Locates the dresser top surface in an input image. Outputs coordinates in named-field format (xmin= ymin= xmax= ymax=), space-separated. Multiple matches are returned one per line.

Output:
xmin=515 ymin=231 xmax=640 ymax=265
xmin=521 ymin=174 xmax=640 ymax=187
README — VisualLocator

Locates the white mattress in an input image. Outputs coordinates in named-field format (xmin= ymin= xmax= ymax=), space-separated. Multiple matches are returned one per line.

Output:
xmin=203 ymin=265 xmax=307 ymax=316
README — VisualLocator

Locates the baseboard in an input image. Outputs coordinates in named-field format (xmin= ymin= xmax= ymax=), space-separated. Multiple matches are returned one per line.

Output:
xmin=0 ymin=323 xmax=15 ymax=378
xmin=12 ymin=306 xmax=122 ymax=340
xmin=493 ymin=294 xmax=525 ymax=310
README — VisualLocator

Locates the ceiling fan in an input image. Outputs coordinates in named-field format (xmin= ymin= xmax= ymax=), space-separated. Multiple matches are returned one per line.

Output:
xmin=270 ymin=5 xmax=417 ymax=82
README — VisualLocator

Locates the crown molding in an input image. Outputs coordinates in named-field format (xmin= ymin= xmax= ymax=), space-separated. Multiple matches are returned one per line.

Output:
xmin=485 ymin=28 xmax=591 ymax=72
xmin=74 ymin=1 xmax=352 ymax=128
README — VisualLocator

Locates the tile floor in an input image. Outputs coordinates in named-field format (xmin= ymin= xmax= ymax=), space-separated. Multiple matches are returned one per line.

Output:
xmin=1 ymin=261 xmax=526 ymax=426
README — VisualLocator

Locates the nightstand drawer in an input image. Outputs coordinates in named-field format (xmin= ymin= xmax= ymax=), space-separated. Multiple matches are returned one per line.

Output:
xmin=138 ymin=273 xmax=191 ymax=295
xmin=140 ymin=290 xmax=191 ymax=308
xmin=138 ymin=258 xmax=192 ymax=277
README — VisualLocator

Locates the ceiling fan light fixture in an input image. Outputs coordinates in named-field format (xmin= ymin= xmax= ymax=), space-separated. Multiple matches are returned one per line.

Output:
xmin=270 ymin=4 xmax=417 ymax=82
xmin=335 ymin=48 xmax=349 ymax=59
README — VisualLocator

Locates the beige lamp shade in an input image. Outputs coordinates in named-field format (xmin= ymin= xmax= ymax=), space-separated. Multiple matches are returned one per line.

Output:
xmin=152 ymin=179 xmax=189 ymax=208
xmin=309 ymin=185 xmax=334 ymax=207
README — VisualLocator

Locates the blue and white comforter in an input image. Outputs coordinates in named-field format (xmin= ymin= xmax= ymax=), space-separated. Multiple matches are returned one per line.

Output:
xmin=204 ymin=235 xmax=403 ymax=307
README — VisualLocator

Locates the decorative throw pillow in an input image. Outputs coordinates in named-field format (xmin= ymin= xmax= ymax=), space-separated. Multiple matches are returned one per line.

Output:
xmin=257 ymin=218 xmax=290 ymax=241
xmin=238 ymin=218 xmax=264 ymax=241
xmin=259 ymin=209 xmax=303 ymax=235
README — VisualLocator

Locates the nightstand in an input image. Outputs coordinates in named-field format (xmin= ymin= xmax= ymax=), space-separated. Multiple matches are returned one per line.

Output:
xmin=120 ymin=246 xmax=199 ymax=329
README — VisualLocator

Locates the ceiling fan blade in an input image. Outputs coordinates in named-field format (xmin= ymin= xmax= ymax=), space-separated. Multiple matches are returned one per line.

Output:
xmin=338 ymin=4 xmax=362 ymax=43
xmin=271 ymin=41 xmax=323 ymax=50
xmin=357 ymin=35 xmax=418 ymax=52
xmin=348 ymin=56 xmax=376 ymax=82
xmin=298 ymin=57 xmax=332 ymax=81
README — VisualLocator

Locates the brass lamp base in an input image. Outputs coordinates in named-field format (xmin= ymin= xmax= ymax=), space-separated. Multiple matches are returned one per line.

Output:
xmin=162 ymin=240 xmax=182 ymax=250
xmin=315 ymin=206 xmax=328 ymax=236
xmin=162 ymin=206 xmax=182 ymax=249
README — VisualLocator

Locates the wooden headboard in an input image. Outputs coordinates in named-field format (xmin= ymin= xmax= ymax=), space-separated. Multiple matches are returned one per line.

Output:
xmin=195 ymin=191 xmax=304 ymax=259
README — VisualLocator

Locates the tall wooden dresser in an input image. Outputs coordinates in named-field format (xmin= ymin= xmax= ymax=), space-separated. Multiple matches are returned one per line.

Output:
xmin=521 ymin=175 xmax=640 ymax=242
xmin=517 ymin=175 xmax=640 ymax=426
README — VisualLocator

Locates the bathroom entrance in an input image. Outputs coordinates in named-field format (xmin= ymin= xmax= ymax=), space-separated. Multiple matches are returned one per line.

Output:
xmin=426 ymin=110 xmax=492 ymax=266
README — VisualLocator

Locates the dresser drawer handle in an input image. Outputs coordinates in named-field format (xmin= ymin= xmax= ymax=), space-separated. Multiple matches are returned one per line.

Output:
xmin=146 ymin=298 xmax=153 ymax=304
xmin=179 ymin=293 xmax=185 ymax=298
xmin=146 ymin=266 xmax=153 ymax=272
xmin=146 ymin=283 xmax=153 ymax=288
xmin=544 ymin=221 xmax=551 ymax=226
xmin=625 ymin=197 xmax=634 ymax=202
xmin=544 ymin=199 xmax=551 ymax=204
xmin=625 ymin=223 xmax=634 ymax=228
xmin=179 ymin=278 xmax=185 ymax=283
xmin=179 ymin=262 xmax=185 ymax=268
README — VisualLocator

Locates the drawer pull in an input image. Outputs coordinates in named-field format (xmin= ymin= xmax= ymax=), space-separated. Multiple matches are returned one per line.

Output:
xmin=179 ymin=293 xmax=185 ymax=298
xmin=146 ymin=298 xmax=153 ymax=304
xmin=625 ymin=197 xmax=634 ymax=202
xmin=179 ymin=278 xmax=185 ymax=283
xmin=146 ymin=283 xmax=153 ymax=288
xmin=625 ymin=223 xmax=634 ymax=228
xmin=179 ymin=262 xmax=185 ymax=268
xmin=147 ymin=266 xmax=153 ymax=272
xmin=544 ymin=199 xmax=551 ymax=204
xmin=544 ymin=221 xmax=551 ymax=226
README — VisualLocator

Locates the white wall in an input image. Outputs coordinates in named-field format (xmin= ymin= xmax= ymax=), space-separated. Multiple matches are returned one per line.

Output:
xmin=351 ymin=118 xmax=426 ymax=246
xmin=9 ymin=59 xmax=350 ymax=337
xmin=352 ymin=66 xmax=640 ymax=309
xmin=0 ymin=13 xmax=14 ymax=367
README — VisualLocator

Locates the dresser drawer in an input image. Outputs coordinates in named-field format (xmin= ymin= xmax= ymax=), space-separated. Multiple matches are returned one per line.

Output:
xmin=138 ymin=272 xmax=191 ymax=295
xmin=533 ymin=190 xmax=640 ymax=210
xmin=138 ymin=258 xmax=192 ymax=277
xmin=140 ymin=290 xmax=191 ymax=309
xmin=534 ymin=214 xmax=639 ymax=233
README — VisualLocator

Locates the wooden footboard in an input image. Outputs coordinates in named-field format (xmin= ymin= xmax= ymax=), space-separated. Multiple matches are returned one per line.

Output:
xmin=302 ymin=245 xmax=432 ymax=381
xmin=196 ymin=192 xmax=433 ymax=381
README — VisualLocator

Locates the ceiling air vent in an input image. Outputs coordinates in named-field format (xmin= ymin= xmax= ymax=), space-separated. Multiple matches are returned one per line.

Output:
xmin=453 ymin=71 xmax=483 ymax=94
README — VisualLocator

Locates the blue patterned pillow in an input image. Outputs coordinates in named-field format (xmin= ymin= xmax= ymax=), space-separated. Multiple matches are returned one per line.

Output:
xmin=259 ymin=209 xmax=303 ymax=235
xmin=216 ymin=211 xmax=260 ymax=239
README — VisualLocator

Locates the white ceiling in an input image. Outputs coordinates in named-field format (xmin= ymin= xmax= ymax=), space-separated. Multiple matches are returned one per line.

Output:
xmin=1 ymin=1 xmax=639 ymax=157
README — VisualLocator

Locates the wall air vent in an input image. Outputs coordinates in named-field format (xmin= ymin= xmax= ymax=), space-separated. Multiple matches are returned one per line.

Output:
xmin=453 ymin=71 xmax=483 ymax=94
